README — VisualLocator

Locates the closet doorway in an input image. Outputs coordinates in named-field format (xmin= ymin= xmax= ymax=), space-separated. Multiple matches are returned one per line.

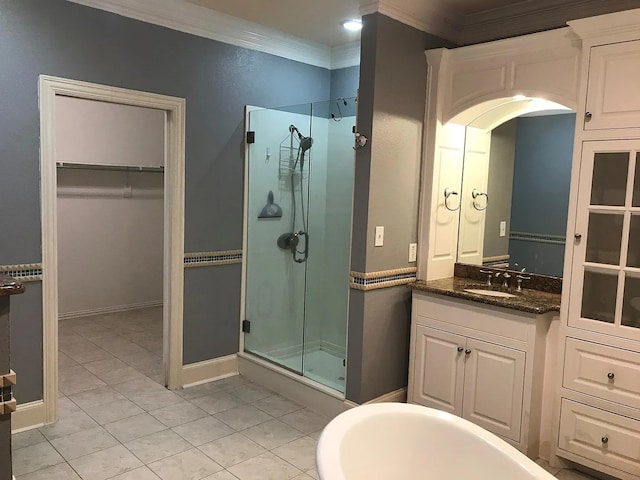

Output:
xmin=39 ymin=76 xmax=185 ymax=424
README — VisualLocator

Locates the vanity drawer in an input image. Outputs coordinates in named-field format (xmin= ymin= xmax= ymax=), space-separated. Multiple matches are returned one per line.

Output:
xmin=413 ymin=293 xmax=530 ymax=342
xmin=558 ymin=398 xmax=640 ymax=476
xmin=564 ymin=338 xmax=640 ymax=410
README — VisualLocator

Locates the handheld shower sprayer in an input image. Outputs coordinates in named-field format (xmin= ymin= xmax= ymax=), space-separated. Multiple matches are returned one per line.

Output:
xmin=277 ymin=125 xmax=314 ymax=263
xmin=289 ymin=125 xmax=313 ymax=153
xmin=288 ymin=124 xmax=313 ymax=170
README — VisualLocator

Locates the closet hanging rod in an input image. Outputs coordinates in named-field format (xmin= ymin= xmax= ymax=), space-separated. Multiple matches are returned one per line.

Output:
xmin=56 ymin=162 xmax=164 ymax=173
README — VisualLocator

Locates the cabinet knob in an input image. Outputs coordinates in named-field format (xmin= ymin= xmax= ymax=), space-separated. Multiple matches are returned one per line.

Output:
xmin=607 ymin=372 xmax=615 ymax=380
xmin=601 ymin=435 xmax=609 ymax=445
xmin=457 ymin=346 xmax=464 ymax=352
xmin=574 ymin=233 xmax=582 ymax=242
xmin=585 ymin=111 xmax=593 ymax=120
xmin=465 ymin=349 xmax=472 ymax=355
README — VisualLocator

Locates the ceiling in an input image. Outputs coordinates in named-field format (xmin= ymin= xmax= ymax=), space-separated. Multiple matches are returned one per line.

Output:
xmin=187 ymin=0 xmax=640 ymax=47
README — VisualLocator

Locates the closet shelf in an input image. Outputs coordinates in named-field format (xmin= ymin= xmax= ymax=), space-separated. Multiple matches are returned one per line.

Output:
xmin=56 ymin=162 xmax=164 ymax=173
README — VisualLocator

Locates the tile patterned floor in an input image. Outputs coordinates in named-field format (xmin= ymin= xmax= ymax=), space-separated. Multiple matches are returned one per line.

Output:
xmin=11 ymin=308 xmax=601 ymax=480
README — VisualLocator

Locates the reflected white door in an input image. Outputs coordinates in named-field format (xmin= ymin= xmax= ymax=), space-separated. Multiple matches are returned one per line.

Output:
xmin=458 ymin=127 xmax=491 ymax=265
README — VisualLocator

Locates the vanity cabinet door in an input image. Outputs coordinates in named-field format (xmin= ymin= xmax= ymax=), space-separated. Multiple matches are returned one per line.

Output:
xmin=584 ymin=40 xmax=640 ymax=130
xmin=569 ymin=140 xmax=640 ymax=342
xmin=411 ymin=325 xmax=465 ymax=416
xmin=462 ymin=338 xmax=525 ymax=442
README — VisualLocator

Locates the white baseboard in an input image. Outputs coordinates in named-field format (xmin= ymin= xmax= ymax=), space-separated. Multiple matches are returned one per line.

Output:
xmin=182 ymin=354 xmax=239 ymax=387
xmin=58 ymin=300 xmax=163 ymax=320
xmin=11 ymin=400 xmax=45 ymax=432
xmin=364 ymin=388 xmax=407 ymax=404
xmin=58 ymin=300 xmax=162 ymax=320
xmin=238 ymin=353 xmax=350 ymax=419
xmin=344 ymin=388 xmax=408 ymax=408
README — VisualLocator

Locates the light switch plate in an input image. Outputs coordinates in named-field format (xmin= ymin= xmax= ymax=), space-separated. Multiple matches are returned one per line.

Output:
xmin=375 ymin=226 xmax=384 ymax=247
xmin=409 ymin=243 xmax=417 ymax=262
xmin=500 ymin=221 xmax=507 ymax=237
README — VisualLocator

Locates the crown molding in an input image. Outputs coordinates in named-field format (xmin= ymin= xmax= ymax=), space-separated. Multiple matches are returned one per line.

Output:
xmin=331 ymin=41 xmax=361 ymax=69
xmin=66 ymin=0 xmax=348 ymax=69
xmin=449 ymin=27 xmax=579 ymax=62
xmin=359 ymin=0 xmax=459 ymax=43
xmin=568 ymin=7 xmax=640 ymax=40
xmin=458 ymin=0 xmax=640 ymax=45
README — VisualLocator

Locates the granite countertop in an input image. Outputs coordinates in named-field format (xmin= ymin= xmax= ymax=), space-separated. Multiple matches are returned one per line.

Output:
xmin=0 ymin=275 xmax=25 ymax=297
xmin=409 ymin=277 xmax=561 ymax=314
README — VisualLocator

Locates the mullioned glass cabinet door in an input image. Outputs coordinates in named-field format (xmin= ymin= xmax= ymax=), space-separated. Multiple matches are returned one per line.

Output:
xmin=569 ymin=140 xmax=640 ymax=341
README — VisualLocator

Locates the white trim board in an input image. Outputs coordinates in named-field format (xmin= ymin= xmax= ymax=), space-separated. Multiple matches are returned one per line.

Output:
xmin=58 ymin=300 xmax=163 ymax=320
xmin=343 ymin=388 xmax=407 ymax=408
xmin=182 ymin=354 xmax=239 ymax=387
xmin=39 ymin=75 xmax=186 ymax=425
xmin=11 ymin=401 xmax=45 ymax=433
xmin=65 ymin=0 xmax=360 ymax=69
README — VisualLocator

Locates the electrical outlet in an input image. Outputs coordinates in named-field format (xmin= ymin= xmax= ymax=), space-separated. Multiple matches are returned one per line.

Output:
xmin=500 ymin=221 xmax=506 ymax=237
xmin=409 ymin=243 xmax=417 ymax=262
xmin=375 ymin=226 xmax=384 ymax=247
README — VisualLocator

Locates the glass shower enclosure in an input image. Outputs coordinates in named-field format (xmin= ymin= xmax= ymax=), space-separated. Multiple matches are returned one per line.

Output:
xmin=243 ymin=99 xmax=356 ymax=394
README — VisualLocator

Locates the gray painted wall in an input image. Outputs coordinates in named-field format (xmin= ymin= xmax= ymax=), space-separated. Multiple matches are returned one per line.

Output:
xmin=346 ymin=286 xmax=411 ymax=402
xmin=0 ymin=0 xmax=345 ymax=401
xmin=483 ymin=120 xmax=516 ymax=259
xmin=0 ymin=298 xmax=9 ymax=376
xmin=183 ymin=266 xmax=242 ymax=364
xmin=346 ymin=13 xmax=452 ymax=404
xmin=0 ymin=296 xmax=12 ymax=478
xmin=330 ymin=66 xmax=360 ymax=102
xmin=9 ymin=285 xmax=43 ymax=403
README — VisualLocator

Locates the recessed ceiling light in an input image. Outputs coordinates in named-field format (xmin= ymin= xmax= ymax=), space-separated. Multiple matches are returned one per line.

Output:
xmin=342 ymin=19 xmax=362 ymax=32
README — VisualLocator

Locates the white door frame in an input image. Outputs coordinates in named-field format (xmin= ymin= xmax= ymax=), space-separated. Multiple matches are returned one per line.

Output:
xmin=39 ymin=75 xmax=186 ymax=423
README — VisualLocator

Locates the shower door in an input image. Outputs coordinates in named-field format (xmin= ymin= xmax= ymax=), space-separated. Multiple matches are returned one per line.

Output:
xmin=243 ymin=100 xmax=356 ymax=393
xmin=243 ymin=104 xmax=312 ymax=374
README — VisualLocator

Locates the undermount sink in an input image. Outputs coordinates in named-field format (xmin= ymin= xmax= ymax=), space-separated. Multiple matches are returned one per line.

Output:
xmin=463 ymin=288 xmax=517 ymax=298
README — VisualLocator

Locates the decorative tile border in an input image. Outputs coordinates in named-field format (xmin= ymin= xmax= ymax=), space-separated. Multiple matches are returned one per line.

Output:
xmin=0 ymin=263 xmax=43 ymax=283
xmin=350 ymin=267 xmax=418 ymax=291
xmin=184 ymin=250 xmax=243 ymax=268
xmin=510 ymin=231 xmax=566 ymax=245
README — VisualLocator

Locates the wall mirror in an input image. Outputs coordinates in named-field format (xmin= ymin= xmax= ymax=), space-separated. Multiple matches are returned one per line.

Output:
xmin=453 ymin=98 xmax=576 ymax=277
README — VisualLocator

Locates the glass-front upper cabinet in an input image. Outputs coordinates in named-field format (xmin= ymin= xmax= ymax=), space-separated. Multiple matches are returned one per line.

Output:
xmin=569 ymin=140 xmax=640 ymax=340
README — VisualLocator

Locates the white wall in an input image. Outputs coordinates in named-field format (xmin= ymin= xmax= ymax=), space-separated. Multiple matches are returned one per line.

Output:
xmin=56 ymin=98 xmax=164 ymax=318
xmin=55 ymin=96 xmax=165 ymax=168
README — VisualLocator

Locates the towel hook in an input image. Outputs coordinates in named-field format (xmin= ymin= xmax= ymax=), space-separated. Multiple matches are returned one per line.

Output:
xmin=471 ymin=189 xmax=488 ymax=211
xmin=444 ymin=188 xmax=460 ymax=212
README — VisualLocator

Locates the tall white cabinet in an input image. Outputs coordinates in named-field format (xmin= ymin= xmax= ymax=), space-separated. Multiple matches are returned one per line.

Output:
xmin=552 ymin=12 xmax=640 ymax=480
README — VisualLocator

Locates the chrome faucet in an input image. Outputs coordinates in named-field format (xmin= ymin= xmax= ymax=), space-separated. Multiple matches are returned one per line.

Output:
xmin=495 ymin=271 xmax=511 ymax=289
xmin=479 ymin=269 xmax=493 ymax=286
xmin=516 ymin=274 xmax=531 ymax=292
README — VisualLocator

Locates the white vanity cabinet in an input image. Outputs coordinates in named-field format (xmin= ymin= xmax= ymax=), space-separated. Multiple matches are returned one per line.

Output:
xmin=409 ymin=291 xmax=553 ymax=457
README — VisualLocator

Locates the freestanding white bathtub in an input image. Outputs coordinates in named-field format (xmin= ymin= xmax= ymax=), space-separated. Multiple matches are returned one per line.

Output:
xmin=317 ymin=403 xmax=556 ymax=480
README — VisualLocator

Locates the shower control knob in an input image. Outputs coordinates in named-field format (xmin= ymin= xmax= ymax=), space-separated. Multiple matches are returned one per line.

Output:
xmin=601 ymin=436 xmax=609 ymax=445
xmin=457 ymin=346 xmax=464 ymax=352
xmin=607 ymin=372 xmax=615 ymax=380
